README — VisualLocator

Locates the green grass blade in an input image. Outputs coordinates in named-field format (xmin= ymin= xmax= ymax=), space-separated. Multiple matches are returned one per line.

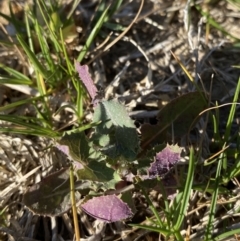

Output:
xmin=66 ymin=0 xmax=81 ymax=19
xmin=17 ymin=35 xmax=49 ymax=79
xmin=59 ymin=29 xmax=74 ymax=76
xmin=174 ymin=147 xmax=195 ymax=230
xmin=214 ymin=228 xmax=240 ymax=241
xmin=0 ymin=96 xmax=44 ymax=112
xmin=0 ymin=78 xmax=32 ymax=85
xmin=106 ymin=0 xmax=123 ymax=21
xmin=60 ymin=28 xmax=83 ymax=118
xmin=0 ymin=127 xmax=58 ymax=137
xmin=25 ymin=8 xmax=35 ymax=52
xmin=36 ymin=0 xmax=62 ymax=51
xmin=204 ymin=150 xmax=224 ymax=240
xmin=63 ymin=121 xmax=102 ymax=135
xmin=77 ymin=5 xmax=110 ymax=62
xmin=129 ymin=223 xmax=169 ymax=236
xmin=157 ymin=177 xmax=171 ymax=226
xmin=142 ymin=187 xmax=164 ymax=227
xmin=0 ymin=64 xmax=32 ymax=82
xmin=224 ymin=77 xmax=240 ymax=141
xmin=34 ymin=23 xmax=55 ymax=74
xmin=196 ymin=5 xmax=240 ymax=41
xmin=35 ymin=71 xmax=47 ymax=98
xmin=212 ymin=104 xmax=221 ymax=142
xmin=0 ymin=114 xmax=42 ymax=126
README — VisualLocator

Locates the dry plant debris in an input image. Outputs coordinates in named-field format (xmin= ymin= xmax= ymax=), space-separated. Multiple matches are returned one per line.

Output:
xmin=0 ymin=0 xmax=240 ymax=240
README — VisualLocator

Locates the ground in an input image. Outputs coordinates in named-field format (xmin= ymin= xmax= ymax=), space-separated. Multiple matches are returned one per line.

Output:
xmin=0 ymin=0 xmax=240 ymax=240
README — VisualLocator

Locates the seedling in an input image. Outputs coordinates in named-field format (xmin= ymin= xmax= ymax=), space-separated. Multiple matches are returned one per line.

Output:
xmin=23 ymin=63 xmax=207 ymax=226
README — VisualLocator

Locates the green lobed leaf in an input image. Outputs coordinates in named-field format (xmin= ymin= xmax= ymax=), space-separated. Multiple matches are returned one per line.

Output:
xmin=141 ymin=92 xmax=207 ymax=149
xmin=76 ymin=166 xmax=121 ymax=192
xmin=57 ymin=132 xmax=121 ymax=188
xmin=58 ymin=132 xmax=90 ymax=165
xmin=93 ymin=100 xmax=139 ymax=161
xmin=157 ymin=91 xmax=207 ymax=137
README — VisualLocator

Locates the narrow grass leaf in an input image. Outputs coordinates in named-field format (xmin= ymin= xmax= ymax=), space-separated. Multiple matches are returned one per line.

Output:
xmin=66 ymin=0 xmax=81 ymax=19
xmin=0 ymin=64 xmax=32 ymax=82
xmin=174 ymin=147 xmax=195 ymax=230
xmin=59 ymin=29 xmax=83 ymax=118
xmin=196 ymin=5 xmax=240 ymax=41
xmin=224 ymin=77 xmax=240 ymax=141
xmin=77 ymin=6 xmax=110 ymax=62
xmin=204 ymin=150 xmax=223 ymax=240
xmin=129 ymin=224 xmax=169 ymax=236
xmin=106 ymin=0 xmax=123 ymax=21
xmin=36 ymin=0 xmax=61 ymax=51
xmin=171 ymin=51 xmax=193 ymax=82
xmin=17 ymin=35 xmax=49 ymax=79
xmin=0 ymin=126 xmax=57 ymax=137
xmin=212 ymin=111 xmax=221 ymax=142
xmin=141 ymin=187 xmax=164 ymax=227
xmin=214 ymin=228 xmax=240 ymax=240
xmin=0 ymin=78 xmax=32 ymax=85
xmin=34 ymin=22 xmax=55 ymax=72
xmin=60 ymin=29 xmax=75 ymax=75
xmin=0 ymin=115 xmax=57 ymax=137
xmin=25 ymin=8 xmax=34 ymax=52
xmin=0 ymin=96 xmax=45 ymax=112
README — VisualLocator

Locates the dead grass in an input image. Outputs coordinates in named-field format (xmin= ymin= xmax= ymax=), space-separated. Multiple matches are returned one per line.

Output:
xmin=0 ymin=0 xmax=240 ymax=240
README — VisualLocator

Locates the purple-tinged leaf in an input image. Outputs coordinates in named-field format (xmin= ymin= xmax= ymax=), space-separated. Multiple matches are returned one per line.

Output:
xmin=81 ymin=194 xmax=132 ymax=223
xmin=56 ymin=143 xmax=84 ymax=170
xmin=75 ymin=63 xmax=98 ymax=103
xmin=56 ymin=133 xmax=120 ymax=185
xmin=56 ymin=132 xmax=90 ymax=169
xmin=56 ymin=143 xmax=69 ymax=156
xmin=23 ymin=168 xmax=81 ymax=216
xmin=148 ymin=144 xmax=182 ymax=178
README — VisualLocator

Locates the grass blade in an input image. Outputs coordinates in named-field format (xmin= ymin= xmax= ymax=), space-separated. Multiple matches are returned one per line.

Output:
xmin=204 ymin=149 xmax=224 ymax=240
xmin=17 ymin=34 xmax=49 ymax=79
xmin=0 ymin=114 xmax=57 ymax=137
xmin=224 ymin=77 xmax=240 ymax=141
xmin=174 ymin=147 xmax=195 ymax=230
xmin=77 ymin=6 xmax=110 ymax=62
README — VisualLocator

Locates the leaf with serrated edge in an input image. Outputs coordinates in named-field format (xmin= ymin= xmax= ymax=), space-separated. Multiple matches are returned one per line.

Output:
xmin=57 ymin=132 xmax=90 ymax=166
xmin=75 ymin=63 xmax=98 ymax=102
xmin=93 ymin=100 xmax=139 ymax=160
xmin=157 ymin=92 xmax=207 ymax=137
xmin=23 ymin=168 xmax=81 ymax=216
xmin=81 ymin=194 xmax=133 ymax=223
xmin=148 ymin=144 xmax=182 ymax=178
xmin=141 ymin=92 xmax=207 ymax=149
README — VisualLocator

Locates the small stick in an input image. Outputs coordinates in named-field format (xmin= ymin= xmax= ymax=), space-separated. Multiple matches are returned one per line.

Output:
xmin=70 ymin=164 xmax=80 ymax=241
